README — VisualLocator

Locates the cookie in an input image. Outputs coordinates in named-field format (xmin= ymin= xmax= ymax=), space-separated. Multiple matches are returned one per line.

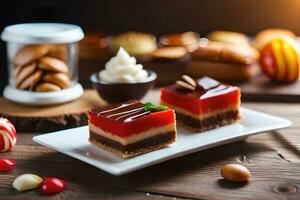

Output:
xmin=192 ymin=41 xmax=259 ymax=65
xmin=42 ymin=73 xmax=71 ymax=89
xmin=159 ymin=32 xmax=200 ymax=46
xmin=48 ymin=44 xmax=68 ymax=62
xmin=35 ymin=82 xmax=61 ymax=92
xmin=186 ymin=60 xmax=260 ymax=81
xmin=159 ymin=32 xmax=200 ymax=52
xmin=152 ymin=47 xmax=187 ymax=60
xmin=15 ymin=63 xmax=37 ymax=87
xmin=111 ymin=32 xmax=157 ymax=55
xmin=18 ymin=70 xmax=43 ymax=90
xmin=14 ymin=65 xmax=24 ymax=80
xmin=13 ymin=45 xmax=49 ymax=66
xmin=207 ymin=31 xmax=249 ymax=45
xmin=38 ymin=57 xmax=69 ymax=73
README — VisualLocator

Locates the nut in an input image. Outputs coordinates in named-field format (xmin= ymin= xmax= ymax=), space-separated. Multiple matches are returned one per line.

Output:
xmin=12 ymin=174 xmax=43 ymax=192
xmin=176 ymin=80 xmax=195 ymax=90
xmin=175 ymin=75 xmax=197 ymax=91
xmin=220 ymin=164 xmax=251 ymax=182
xmin=182 ymin=75 xmax=196 ymax=88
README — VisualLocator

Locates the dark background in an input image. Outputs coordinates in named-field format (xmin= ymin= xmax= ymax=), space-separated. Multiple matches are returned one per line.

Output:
xmin=1 ymin=0 xmax=300 ymax=94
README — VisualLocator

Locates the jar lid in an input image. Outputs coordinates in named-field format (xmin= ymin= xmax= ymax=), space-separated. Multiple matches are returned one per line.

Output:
xmin=1 ymin=23 xmax=84 ymax=44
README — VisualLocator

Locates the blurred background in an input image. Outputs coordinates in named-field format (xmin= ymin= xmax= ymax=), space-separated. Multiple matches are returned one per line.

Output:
xmin=1 ymin=0 xmax=300 ymax=94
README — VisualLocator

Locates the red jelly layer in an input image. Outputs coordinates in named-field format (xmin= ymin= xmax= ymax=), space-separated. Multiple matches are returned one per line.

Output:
xmin=88 ymin=102 xmax=175 ymax=138
xmin=160 ymin=77 xmax=240 ymax=115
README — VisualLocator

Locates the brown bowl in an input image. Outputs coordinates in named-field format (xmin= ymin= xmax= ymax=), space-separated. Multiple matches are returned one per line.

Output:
xmin=90 ymin=70 xmax=157 ymax=103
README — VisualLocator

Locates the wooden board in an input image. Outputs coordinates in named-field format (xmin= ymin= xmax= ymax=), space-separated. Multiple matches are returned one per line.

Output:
xmin=239 ymin=74 xmax=300 ymax=102
xmin=0 ymin=91 xmax=299 ymax=200
xmin=0 ymin=90 xmax=106 ymax=132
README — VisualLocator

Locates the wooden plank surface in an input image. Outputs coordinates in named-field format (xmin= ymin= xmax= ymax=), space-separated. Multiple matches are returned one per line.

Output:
xmin=239 ymin=74 xmax=300 ymax=102
xmin=0 ymin=90 xmax=299 ymax=200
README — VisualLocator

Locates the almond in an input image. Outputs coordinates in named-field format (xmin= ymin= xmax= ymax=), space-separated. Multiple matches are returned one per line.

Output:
xmin=221 ymin=164 xmax=251 ymax=182
xmin=182 ymin=75 xmax=196 ymax=88
xmin=176 ymin=80 xmax=195 ymax=90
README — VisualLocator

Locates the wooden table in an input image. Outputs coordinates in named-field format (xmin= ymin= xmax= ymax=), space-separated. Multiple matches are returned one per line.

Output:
xmin=0 ymin=90 xmax=300 ymax=200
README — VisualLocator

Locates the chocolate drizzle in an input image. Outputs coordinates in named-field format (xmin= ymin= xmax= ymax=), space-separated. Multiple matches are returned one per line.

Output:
xmin=174 ymin=76 xmax=234 ymax=100
xmin=197 ymin=77 xmax=232 ymax=99
xmin=91 ymin=100 xmax=150 ymax=123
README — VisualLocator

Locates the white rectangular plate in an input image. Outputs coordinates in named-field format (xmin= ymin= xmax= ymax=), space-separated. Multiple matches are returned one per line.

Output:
xmin=33 ymin=107 xmax=291 ymax=175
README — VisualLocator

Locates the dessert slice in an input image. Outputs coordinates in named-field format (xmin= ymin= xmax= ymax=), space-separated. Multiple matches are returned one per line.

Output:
xmin=88 ymin=100 xmax=176 ymax=158
xmin=160 ymin=76 xmax=240 ymax=132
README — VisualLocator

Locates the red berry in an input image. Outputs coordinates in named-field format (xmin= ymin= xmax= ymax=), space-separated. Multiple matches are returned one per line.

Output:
xmin=0 ymin=158 xmax=15 ymax=172
xmin=41 ymin=177 xmax=66 ymax=194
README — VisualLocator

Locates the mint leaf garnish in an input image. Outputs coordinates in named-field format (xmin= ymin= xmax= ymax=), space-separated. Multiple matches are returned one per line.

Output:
xmin=144 ymin=102 xmax=168 ymax=112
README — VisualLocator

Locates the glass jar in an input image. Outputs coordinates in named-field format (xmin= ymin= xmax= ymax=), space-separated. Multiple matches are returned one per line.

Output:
xmin=1 ymin=23 xmax=85 ymax=105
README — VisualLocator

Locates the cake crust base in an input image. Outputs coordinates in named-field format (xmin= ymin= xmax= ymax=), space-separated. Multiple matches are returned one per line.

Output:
xmin=176 ymin=110 xmax=240 ymax=132
xmin=89 ymin=131 xmax=176 ymax=158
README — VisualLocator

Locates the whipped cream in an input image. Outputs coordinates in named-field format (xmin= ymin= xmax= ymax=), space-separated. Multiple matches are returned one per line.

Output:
xmin=99 ymin=47 xmax=148 ymax=83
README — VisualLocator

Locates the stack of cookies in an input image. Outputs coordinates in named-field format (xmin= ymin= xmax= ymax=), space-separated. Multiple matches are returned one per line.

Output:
xmin=13 ymin=44 xmax=72 ymax=92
